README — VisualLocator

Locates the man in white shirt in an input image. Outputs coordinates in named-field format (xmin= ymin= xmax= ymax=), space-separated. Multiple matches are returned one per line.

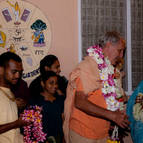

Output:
xmin=0 ymin=52 xmax=29 ymax=143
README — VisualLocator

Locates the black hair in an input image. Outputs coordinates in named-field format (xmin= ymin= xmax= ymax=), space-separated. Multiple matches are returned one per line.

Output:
xmin=0 ymin=52 xmax=22 ymax=67
xmin=40 ymin=55 xmax=58 ymax=74
xmin=41 ymin=71 xmax=58 ymax=83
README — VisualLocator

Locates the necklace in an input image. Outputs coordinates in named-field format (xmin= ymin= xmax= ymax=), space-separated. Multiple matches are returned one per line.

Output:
xmin=87 ymin=45 xmax=120 ymax=111
xmin=0 ymin=87 xmax=15 ymax=101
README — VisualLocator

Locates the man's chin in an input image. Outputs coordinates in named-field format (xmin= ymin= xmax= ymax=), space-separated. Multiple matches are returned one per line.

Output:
xmin=12 ymin=80 xmax=18 ymax=85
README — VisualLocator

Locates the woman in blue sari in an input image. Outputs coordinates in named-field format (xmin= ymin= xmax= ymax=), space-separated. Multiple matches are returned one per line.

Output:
xmin=127 ymin=81 xmax=143 ymax=143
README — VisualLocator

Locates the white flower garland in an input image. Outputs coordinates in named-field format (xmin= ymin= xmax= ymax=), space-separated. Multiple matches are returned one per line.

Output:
xmin=87 ymin=45 xmax=120 ymax=111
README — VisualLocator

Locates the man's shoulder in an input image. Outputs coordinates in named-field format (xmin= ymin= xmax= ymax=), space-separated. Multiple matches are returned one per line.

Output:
xmin=0 ymin=87 xmax=10 ymax=102
xmin=17 ymin=79 xmax=28 ymax=89
xmin=77 ymin=56 xmax=98 ymax=70
xmin=0 ymin=89 xmax=5 ymax=98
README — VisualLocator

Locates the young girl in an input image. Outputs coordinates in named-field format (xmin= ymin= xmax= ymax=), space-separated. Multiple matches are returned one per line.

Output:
xmin=31 ymin=71 xmax=64 ymax=143
xmin=29 ymin=55 xmax=68 ymax=103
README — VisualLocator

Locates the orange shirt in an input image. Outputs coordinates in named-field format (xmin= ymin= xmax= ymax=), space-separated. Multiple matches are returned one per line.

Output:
xmin=69 ymin=77 xmax=110 ymax=139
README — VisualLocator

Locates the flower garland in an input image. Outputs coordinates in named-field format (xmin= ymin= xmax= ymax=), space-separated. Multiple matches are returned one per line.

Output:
xmin=87 ymin=45 xmax=125 ymax=143
xmin=133 ymin=93 xmax=143 ymax=122
xmin=87 ymin=45 xmax=120 ymax=111
xmin=21 ymin=105 xmax=47 ymax=143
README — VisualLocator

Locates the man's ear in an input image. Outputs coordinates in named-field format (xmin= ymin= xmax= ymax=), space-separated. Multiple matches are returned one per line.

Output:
xmin=41 ymin=81 xmax=45 ymax=88
xmin=44 ymin=66 xmax=50 ymax=71
xmin=0 ymin=67 xmax=4 ymax=76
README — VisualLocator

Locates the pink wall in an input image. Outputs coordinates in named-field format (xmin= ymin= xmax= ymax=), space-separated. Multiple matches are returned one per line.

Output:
xmin=0 ymin=0 xmax=79 ymax=80
xmin=29 ymin=0 xmax=79 ymax=79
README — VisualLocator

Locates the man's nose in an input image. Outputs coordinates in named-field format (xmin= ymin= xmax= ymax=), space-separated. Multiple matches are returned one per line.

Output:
xmin=54 ymin=84 xmax=58 ymax=89
xmin=58 ymin=68 xmax=61 ymax=73
xmin=15 ymin=72 xmax=21 ymax=79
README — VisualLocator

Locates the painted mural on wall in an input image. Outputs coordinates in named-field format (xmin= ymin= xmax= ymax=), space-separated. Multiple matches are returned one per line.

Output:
xmin=0 ymin=0 xmax=51 ymax=81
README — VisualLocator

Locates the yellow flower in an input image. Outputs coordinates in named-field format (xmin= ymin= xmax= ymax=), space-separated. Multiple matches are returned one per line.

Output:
xmin=107 ymin=140 xmax=120 ymax=143
xmin=36 ymin=118 xmax=41 ymax=123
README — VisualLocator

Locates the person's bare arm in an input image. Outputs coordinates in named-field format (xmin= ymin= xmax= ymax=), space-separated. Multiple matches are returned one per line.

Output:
xmin=0 ymin=117 xmax=30 ymax=134
xmin=75 ymin=91 xmax=129 ymax=128
xmin=15 ymin=98 xmax=27 ymax=109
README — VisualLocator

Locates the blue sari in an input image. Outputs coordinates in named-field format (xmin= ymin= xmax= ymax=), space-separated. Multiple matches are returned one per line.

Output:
xmin=126 ymin=81 xmax=143 ymax=143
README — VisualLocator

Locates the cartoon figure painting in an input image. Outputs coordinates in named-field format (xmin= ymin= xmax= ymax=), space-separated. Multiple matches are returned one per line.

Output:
xmin=31 ymin=19 xmax=47 ymax=47
xmin=0 ymin=31 xmax=6 ymax=48
xmin=7 ymin=0 xmax=21 ymax=25
xmin=2 ymin=8 xmax=12 ymax=22
xmin=21 ymin=9 xmax=30 ymax=22
xmin=0 ymin=0 xmax=52 ymax=81
xmin=7 ymin=43 xmax=16 ymax=53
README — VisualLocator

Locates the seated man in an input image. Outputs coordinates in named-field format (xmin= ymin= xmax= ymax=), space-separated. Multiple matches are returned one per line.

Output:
xmin=0 ymin=52 xmax=29 ymax=143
